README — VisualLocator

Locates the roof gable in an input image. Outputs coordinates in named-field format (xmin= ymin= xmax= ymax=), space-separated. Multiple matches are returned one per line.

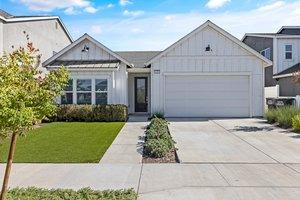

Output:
xmin=43 ymin=34 xmax=132 ymax=67
xmin=146 ymin=20 xmax=272 ymax=66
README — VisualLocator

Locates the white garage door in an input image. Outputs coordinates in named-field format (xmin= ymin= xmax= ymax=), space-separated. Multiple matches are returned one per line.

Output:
xmin=165 ymin=75 xmax=250 ymax=117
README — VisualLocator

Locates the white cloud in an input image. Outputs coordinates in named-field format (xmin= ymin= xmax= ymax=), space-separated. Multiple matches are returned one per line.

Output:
xmin=123 ymin=10 xmax=144 ymax=17
xmin=119 ymin=0 xmax=132 ymax=6
xmin=64 ymin=7 xmax=76 ymax=15
xmin=131 ymin=28 xmax=144 ymax=34
xmin=206 ymin=0 xmax=231 ymax=9
xmin=107 ymin=3 xmax=114 ymax=8
xmin=257 ymin=1 xmax=285 ymax=12
xmin=91 ymin=25 xmax=102 ymax=35
xmin=19 ymin=0 xmax=97 ymax=14
xmin=164 ymin=15 xmax=175 ymax=21
xmin=84 ymin=6 xmax=98 ymax=13
xmin=69 ymin=1 xmax=300 ymax=51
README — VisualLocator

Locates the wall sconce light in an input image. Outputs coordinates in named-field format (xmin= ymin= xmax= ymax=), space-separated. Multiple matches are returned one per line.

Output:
xmin=205 ymin=44 xmax=212 ymax=52
xmin=82 ymin=45 xmax=89 ymax=52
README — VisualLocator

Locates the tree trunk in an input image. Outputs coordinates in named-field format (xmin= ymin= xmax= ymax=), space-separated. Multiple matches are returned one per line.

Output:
xmin=0 ymin=132 xmax=18 ymax=200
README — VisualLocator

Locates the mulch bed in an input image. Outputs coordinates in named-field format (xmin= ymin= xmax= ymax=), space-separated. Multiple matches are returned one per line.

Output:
xmin=142 ymin=149 xmax=179 ymax=163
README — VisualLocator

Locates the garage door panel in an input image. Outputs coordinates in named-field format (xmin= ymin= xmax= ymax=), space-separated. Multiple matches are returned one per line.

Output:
xmin=165 ymin=75 xmax=250 ymax=117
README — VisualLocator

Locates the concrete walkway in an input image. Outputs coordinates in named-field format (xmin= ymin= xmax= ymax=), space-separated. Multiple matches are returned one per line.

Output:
xmin=1 ymin=118 xmax=300 ymax=199
xmin=99 ymin=116 xmax=147 ymax=164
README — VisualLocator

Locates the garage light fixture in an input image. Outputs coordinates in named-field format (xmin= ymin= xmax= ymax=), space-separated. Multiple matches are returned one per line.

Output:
xmin=205 ymin=44 xmax=212 ymax=52
xmin=82 ymin=45 xmax=89 ymax=52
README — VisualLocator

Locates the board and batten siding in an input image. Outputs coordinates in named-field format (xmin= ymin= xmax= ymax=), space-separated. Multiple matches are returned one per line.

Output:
xmin=151 ymin=26 xmax=265 ymax=117
xmin=55 ymin=38 xmax=128 ymax=105
xmin=275 ymin=38 xmax=300 ymax=74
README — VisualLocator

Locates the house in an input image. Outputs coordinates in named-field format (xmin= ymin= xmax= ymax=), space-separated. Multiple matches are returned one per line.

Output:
xmin=0 ymin=9 xmax=72 ymax=68
xmin=43 ymin=20 xmax=272 ymax=118
xmin=242 ymin=27 xmax=300 ymax=97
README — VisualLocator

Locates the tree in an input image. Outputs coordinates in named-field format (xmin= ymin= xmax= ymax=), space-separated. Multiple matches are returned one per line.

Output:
xmin=0 ymin=41 xmax=69 ymax=199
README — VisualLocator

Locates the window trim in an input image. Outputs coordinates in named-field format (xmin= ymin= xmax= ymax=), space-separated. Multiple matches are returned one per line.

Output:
xmin=60 ymin=76 xmax=110 ymax=105
xmin=260 ymin=47 xmax=271 ymax=60
xmin=284 ymin=44 xmax=293 ymax=60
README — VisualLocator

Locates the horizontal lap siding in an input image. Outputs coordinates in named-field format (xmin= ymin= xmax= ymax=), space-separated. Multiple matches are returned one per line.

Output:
xmin=151 ymin=26 xmax=264 ymax=117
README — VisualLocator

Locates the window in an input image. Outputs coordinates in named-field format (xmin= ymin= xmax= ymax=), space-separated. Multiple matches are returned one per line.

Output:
xmin=77 ymin=79 xmax=92 ymax=104
xmin=95 ymin=79 xmax=108 ymax=105
xmin=260 ymin=48 xmax=271 ymax=60
xmin=61 ymin=79 xmax=73 ymax=104
xmin=285 ymin=45 xmax=293 ymax=60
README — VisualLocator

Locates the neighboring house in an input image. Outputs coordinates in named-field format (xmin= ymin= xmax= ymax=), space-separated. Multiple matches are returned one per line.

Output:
xmin=0 ymin=9 xmax=72 ymax=68
xmin=242 ymin=26 xmax=300 ymax=97
xmin=43 ymin=21 xmax=271 ymax=118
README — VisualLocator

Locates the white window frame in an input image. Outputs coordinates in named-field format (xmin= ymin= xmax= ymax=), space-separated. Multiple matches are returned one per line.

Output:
xmin=95 ymin=79 xmax=108 ymax=105
xmin=61 ymin=76 xmax=110 ymax=105
xmin=285 ymin=44 xmax=293 ymax=60
xmin=61 ymin=79 xmax=73 ymax=104
xmin=76 ymin=79 xmax=92 ymax=105
xmin=260 ymin=47 xmax=271 ymax=60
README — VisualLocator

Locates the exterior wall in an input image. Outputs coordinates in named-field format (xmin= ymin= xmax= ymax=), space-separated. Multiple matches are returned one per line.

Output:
xmin=2 ymin=19 xmax=71 ymax=65
xmin=243 ymin=36 xmax=273 ymax=60
xmin=0 ymin=20 xmax=3 ymax=56
xmin=59 ymin=65 xmax=128 ymax=106
xmin=151 ymin=26 xmax=265 ymax=117
xmin=128 ymin=73 xmax=151 ymax=114
xmin=265 ymin=66 xmax=277 ymax=86
xmin=278 ymin=77 xmax=300 ymax=97
xmin=275 ymin=38 xmax=300 ymax=74
xmin=58 ymin=38 xmax=117 ymax=61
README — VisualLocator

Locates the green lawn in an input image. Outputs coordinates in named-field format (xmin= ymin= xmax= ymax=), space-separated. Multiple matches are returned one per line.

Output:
xmin=0 ymin=122 xmax=125 ymax=163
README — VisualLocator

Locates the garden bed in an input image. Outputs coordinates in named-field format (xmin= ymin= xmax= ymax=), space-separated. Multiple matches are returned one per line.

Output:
xmin=142 ymin=118 xmax=179 ymax=163
xmin=6 ymin=187 xmax=136 ymax=200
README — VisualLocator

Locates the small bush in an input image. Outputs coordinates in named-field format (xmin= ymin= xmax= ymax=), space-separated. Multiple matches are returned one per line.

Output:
xmin=265 ymin=106 xmax=300 ymax=129
xmin=149 ymin=112 xmax=165 ymax=120
xmin=265 ymin=108 xmax=278 ymax=124
xmin=292 ymin=115 xmax=300 ymax=132
xmin=144 ymin=118 xmax=175 ymax=158
xmin=144 ymin=139 xmax=171 ymax=158
xmin=51 ymin=104 xmax=128 ymax=122
xmin=7 ymin=187 xmax=136 ymax=200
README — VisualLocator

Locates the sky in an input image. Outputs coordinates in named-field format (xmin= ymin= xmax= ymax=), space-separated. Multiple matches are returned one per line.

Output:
xmin=1 ymin=0 xmax=300 ymax=51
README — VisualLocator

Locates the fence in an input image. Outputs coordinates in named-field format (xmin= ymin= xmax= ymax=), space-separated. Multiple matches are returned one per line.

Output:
xmin=296 ymin=95 xmax=300 ymax=108
xmin=264 ymin=85 xmax=279 ymax=109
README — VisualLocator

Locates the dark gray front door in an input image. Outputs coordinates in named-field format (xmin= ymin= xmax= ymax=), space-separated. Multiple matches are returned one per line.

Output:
xmin=135 ymin=77 xmax=148 ymax=112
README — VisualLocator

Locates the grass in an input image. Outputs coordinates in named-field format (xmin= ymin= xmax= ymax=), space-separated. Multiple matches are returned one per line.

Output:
xmin=7 ymin=187 xmax=136 ymax=200
xmin=0 ymin=122 xmax=125 ymax=163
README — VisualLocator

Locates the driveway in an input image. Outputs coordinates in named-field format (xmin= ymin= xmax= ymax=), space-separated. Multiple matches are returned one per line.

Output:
xmin=168 ymin=118 xmax=300 ymax=164
xmin=138 ymin=118 xmax=300 ymax=199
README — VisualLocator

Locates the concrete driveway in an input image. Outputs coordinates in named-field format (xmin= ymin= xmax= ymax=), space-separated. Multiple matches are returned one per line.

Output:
xmin=168 ymin=118 xmax=300 ymax=164
xmin=138 ymin=118 xmax=300 ymax=199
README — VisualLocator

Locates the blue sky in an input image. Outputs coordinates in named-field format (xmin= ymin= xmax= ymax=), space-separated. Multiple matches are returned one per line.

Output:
xmin=1 ymin=0 xmax=300 ymax=50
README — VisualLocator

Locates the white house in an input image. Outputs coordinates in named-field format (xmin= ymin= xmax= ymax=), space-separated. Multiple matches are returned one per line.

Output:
xmin=43 ymin=21 xmax=272 ymax=118
xmin=0 ymin=9 xmax=72 ymax=67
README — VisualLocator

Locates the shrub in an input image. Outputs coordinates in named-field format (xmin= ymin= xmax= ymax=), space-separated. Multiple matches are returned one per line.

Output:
xmin=292 ymin=115 xmax=300 ymax=132
xmin=51 ymin=104 xmax=128 ymax=122
xmin=149 ymin=112 xmax=165 ymax=120
xmin=265 ymin=108 xmax=278 ymax=124
xmin=144 ymin=117 xmax=175 ymax=158
xmin=265 ymin=106 xmax=300 ymax=128
xmin=144 ymin=139 xmax=171 ymax=158
xmin=7 ymin=187 xmax=136 ymax=200
xmin=276 ymin=106 xmax=300 ymax=128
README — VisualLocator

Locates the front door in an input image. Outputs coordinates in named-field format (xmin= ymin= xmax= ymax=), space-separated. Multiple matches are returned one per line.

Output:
xmin=135 ymin=77 xmax=148 ymax=112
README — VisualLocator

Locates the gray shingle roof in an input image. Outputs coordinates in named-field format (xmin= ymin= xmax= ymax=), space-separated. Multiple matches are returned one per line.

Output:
xmin=116 ymin=51 xmax=161 ymax=68
xmin=274 ymin=63 xmax=300 ymax=77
